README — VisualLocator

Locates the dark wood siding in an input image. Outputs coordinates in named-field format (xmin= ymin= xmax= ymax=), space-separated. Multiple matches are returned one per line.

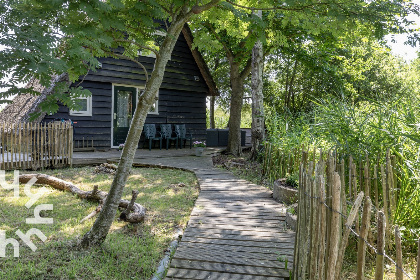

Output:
xmin=43 ymin=33 xmax=208 ymax=148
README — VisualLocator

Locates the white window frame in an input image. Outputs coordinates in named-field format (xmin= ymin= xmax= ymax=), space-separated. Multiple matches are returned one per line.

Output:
xmin=69 ymin=95 xmax=92 ymax=116
xmin=147 ymin=90 xmax=159 ymax=115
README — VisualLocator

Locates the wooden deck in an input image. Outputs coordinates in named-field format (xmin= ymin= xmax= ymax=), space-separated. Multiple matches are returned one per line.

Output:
xmin=165 ymin=169 xmax=295 ymax=280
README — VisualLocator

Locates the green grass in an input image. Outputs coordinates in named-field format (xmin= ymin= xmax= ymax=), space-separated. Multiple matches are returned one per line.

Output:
xmin=0 ymin=167 xmax=199 ymax=279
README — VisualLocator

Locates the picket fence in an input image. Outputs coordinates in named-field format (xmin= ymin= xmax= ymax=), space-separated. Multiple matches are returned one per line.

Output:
xmin=0 ymin=122 xmax=73 ymax=170
xmin=262 ymin=144 xmax=420 ymax=279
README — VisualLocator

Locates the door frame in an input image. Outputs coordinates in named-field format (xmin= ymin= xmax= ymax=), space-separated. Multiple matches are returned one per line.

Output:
xmin=111 ymin=84 xmax=144 ymax=148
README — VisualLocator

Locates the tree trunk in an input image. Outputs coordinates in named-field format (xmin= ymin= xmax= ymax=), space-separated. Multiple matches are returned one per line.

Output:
xmin=209 ymin=95 xmax=215 ymax=129
xmin=250 ymin=11 xmax=264 ymax=160
xmin=80 ymin=17 xmax=188 ymax=248
xmin=226 ymin=63 xmax=244 ymax=156
xmin=209 ymin=55 xmax=219 ymax=129
xmin=289 ymin=59 xmax=298 ymax=113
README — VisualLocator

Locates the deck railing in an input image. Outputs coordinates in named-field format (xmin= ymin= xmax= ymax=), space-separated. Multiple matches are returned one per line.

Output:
xmin=0 ymin=122 xmax=73 ymax=170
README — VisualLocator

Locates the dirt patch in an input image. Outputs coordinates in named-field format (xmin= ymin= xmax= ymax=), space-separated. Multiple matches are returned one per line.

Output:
xmin=212 ymin=151 xmax=265 ymax=185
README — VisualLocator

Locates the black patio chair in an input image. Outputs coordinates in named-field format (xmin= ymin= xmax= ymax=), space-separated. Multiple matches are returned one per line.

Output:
xmin=175 ymin=124 xmax=192 ymax=149
xmin=144 ymin=124 xmax=162 ymax=151
xmin=160 ymin=124 xmax=178 ymax=150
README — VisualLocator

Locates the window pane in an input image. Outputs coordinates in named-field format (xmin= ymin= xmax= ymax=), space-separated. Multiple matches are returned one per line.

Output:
xmin=149 ymin=102 xmax=156 ymax=113
xmin=117 ymin=90 xmax=132 ymax=127
xmin=75 ymin=98 xmax=88 ymax=111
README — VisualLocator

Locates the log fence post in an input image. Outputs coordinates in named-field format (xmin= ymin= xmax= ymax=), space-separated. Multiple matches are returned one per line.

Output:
xmin=395 ymin=226 xmax=403 ymax=280
xmin=326 ymin=172 xmax=341 ymax=280
xmin=374 ymin=211 xmax=385 ymax=280
xmin=356 ymin=197 xmax=372 ymax=280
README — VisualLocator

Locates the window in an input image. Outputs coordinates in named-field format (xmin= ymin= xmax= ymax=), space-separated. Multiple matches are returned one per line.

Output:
xmin=69 ymin=96 xmax=92 ymax=116
xmin=139 ymin=90 xmax=159 ymax=115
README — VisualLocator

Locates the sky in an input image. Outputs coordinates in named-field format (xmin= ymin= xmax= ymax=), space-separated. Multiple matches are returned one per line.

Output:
xmin=385 ymin=0 xmax=420 ymax=61
xmin=386 ymin=34 xmax=419 ymax=61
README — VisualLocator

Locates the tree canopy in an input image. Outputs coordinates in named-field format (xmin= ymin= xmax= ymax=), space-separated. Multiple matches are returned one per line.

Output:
xmin=1 ymin=0 xmax=419 ymax=245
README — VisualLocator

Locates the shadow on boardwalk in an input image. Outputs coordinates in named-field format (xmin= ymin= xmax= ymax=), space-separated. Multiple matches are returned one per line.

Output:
xmin=75 ymin=148 xmax=295 ymax=279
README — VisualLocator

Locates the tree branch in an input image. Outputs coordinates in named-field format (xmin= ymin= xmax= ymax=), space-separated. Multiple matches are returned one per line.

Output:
xmin=240 ymin=57 xmax=253 ymax=81
xmin=191 ymin=0 xmax=221 ymax=14
xmin=114 ymin=38 xmax=160 ymax=59
xmin=204 ymin=22 xmax=234 ymax=62
xmin=225 ymin=0 xmax=334 ymax=11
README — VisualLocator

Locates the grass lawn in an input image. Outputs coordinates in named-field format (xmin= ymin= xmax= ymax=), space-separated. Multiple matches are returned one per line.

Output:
xmin=0 ymin=166 xmax=199 ymax=280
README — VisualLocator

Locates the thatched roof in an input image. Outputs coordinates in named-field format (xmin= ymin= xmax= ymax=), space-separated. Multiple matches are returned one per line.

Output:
xmin=0 ymin=73 xmax=70 ymax=125
xmin=0 ymin=79 xmax=45 ymax=124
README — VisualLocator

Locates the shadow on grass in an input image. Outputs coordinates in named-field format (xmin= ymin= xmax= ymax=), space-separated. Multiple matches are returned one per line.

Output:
xmin=0 ymin=167 xmax=198 ymax=279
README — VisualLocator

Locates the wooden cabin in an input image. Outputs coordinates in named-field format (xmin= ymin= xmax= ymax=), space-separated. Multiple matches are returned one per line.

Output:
xmin=0 ymin=25 xmax=218 ymax=150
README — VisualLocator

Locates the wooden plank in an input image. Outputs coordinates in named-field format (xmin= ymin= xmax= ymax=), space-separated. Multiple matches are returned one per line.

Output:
xmin=192 ymin=206 xmax=285 ymax=213
xmin=183 ymin=228 xmax=295 ymax=241
xmin=194 ymin=199 xmax=282 ymax=207
xmin=36 ymin=122 xmax=40 ymax=169
xmin=60 ymin=122 xmax=64 ymax=166
xmin=54 ymin=123 xmax=58 ymax=166
xmin=188 ymin=216 xmax=285 ymax=223
xmin=169 ymin=259 xmax=290 ymax=278
xmin=188 ymin=217 xmax=285 ymax=227
xmin=23 ymin=123 xmax=27 ymax=169
xmin=1 ymin=124 xmax=4 ymax=170
xmin=40 ymin=122 xmax=44 ymax=169
xmin=6 ymin=123 xmax=9 ymax=170
xmin=18 ymin=123 xmax=21 ymax=168
xmin=165 ymin=268 xmax=286 ymax=280
xmin=198 ymin=184 xmax=267 ymax=190
xmin=186 ymin=222 xmax=289 ymax=233
xmin=193 ymin=205 xmax=284 ymax=214
xmin=180 ymin=236 xmax=295 ymax=249
xmin=198 ymin=192 xmax=273 ymax=199
xmin=190 ymin=211 xmax=285 ymax=219
xmin=21 ymin=123 xmax=25 ymax=169
xmin=10 ymin=124 xmax=14 ymax=169
xmin=173 ymin=249 xmax=293 ymax=267
xmin=177 ymin=242 xmax=294 ymax=256
xmin=45 ymin=123 xmax=48 ymax=167
xmin=47 ymin=123 xmax=51 ymax=167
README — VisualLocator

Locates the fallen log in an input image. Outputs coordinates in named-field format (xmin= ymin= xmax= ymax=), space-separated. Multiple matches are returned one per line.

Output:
xmin=19 ymin=174 xmax=146 ymax=223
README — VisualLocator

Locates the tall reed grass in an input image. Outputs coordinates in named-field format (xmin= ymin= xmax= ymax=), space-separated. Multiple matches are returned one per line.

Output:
xmin=265 ymin=95 xmax=420 ymax=231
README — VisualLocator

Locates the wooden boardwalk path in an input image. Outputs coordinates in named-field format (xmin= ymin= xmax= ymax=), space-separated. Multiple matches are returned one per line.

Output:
xmin=165 ymin=168 xmax=295 ymax=280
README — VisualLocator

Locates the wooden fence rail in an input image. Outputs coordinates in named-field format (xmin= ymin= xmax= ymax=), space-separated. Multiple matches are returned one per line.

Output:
xmin=0 ymin=122 xmax=73 ymax=170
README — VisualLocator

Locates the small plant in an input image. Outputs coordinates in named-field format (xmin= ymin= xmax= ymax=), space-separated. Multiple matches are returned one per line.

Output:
xmin=287 ymin=206 xmax=296 ymax=215
xmin=286 ymin=172 xmax=299 ymax=188
xmin=277 ymin=254 xmax=289 ymax=269
xmin=193 ymin=141 xmax=206 ymax=148
xmin=118 ymin=144 xmax=124 ymax=150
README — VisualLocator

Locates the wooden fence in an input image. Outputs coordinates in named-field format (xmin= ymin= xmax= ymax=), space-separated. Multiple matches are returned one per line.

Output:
xmin=0 ymin=122 xmax=73 ymax=170
xmin=262 ymin=144 xmax=420 ymax=279
xmin=263 ymin=143 xmax=401 ymax=231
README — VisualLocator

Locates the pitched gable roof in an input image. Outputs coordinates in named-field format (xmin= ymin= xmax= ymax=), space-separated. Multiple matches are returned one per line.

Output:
xmin=181 ymin=25 xmax=219 ymax=97
xmin=0 ymin=26 xmax=218 ymax=124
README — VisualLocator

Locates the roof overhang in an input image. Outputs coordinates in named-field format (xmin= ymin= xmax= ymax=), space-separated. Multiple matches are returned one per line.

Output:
xmin=182 ymin=24 xmax=219 ymax=96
